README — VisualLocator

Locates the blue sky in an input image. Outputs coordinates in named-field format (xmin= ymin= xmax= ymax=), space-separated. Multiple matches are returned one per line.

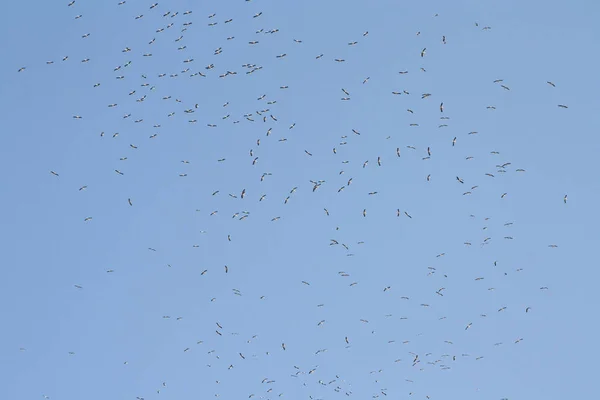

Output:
xmin=1 ymin=0 xmax=599 ymax=399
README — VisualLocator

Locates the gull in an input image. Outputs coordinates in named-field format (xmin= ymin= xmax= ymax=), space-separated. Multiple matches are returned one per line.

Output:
xmin=440 ymin=102 xmax=444 ymax=112
xmin=115 ymin=170 xmax=124 ymax=175
xmin=452 ymin=137 xmax=457 ymax=146
xmin=421 ymin=48 xmax=426 ymax=57
xmin=558 ymin=104 xmax=568 ymax=108
xmin=128 ymin=198 xmax=132 ymax=206
xmin=547 ymin=81 xmax=556 ymax=87
xmin=50 ymin=171 xmax=59 ymax=176
xmin=564 ymin=194 xmax=567 ymax=204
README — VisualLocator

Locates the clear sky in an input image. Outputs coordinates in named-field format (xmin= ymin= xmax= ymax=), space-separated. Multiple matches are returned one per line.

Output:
xmin=1 ymin=1 xmax=599 ymax=399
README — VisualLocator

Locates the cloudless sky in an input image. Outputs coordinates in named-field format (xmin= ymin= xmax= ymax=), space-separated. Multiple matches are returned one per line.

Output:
xmin=1 ymin=1 xmax=599 ymax=399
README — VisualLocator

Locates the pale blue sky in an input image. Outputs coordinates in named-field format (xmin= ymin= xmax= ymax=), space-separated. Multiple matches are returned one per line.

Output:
xmin=1 ymin=1 xmax=599 ymax=399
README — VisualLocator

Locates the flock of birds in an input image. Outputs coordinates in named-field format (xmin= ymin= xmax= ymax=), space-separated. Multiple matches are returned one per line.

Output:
xmin=14 ymin=1 xmax=572 ymax=399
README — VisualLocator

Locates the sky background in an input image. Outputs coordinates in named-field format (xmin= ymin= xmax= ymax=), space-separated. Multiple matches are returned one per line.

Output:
xmin=1 ymin=0 xmax=599 ymax=399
